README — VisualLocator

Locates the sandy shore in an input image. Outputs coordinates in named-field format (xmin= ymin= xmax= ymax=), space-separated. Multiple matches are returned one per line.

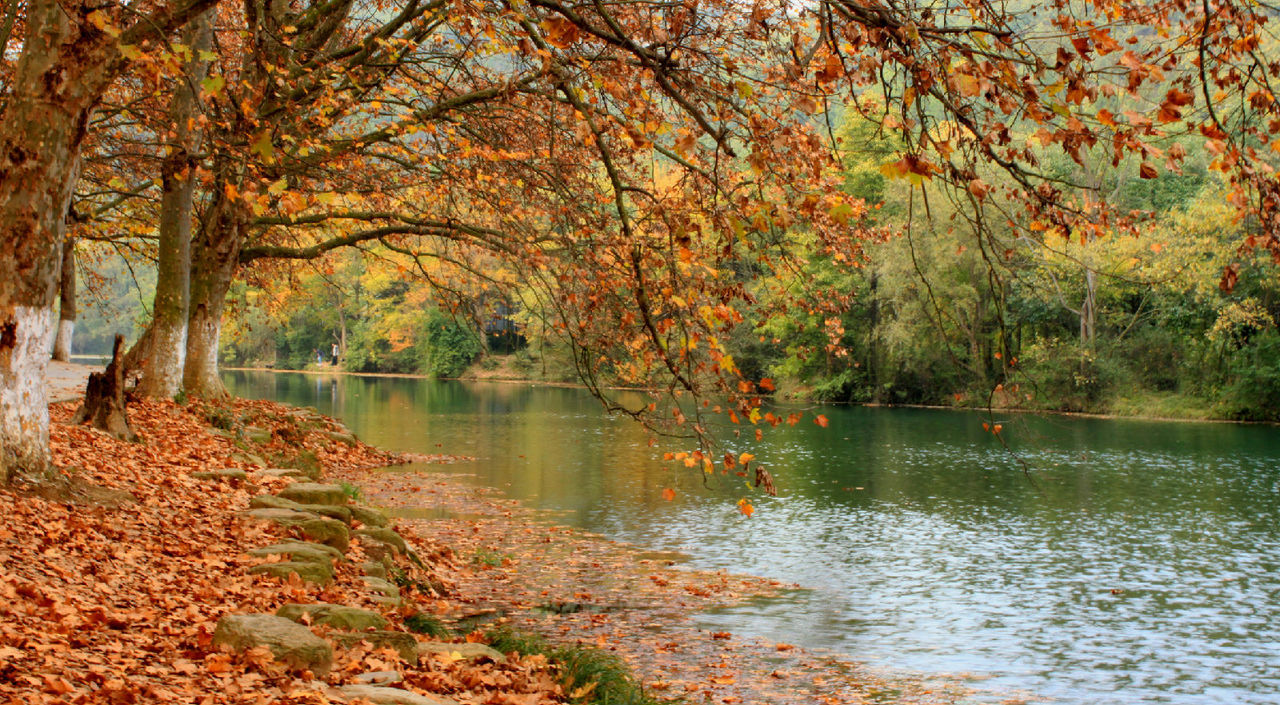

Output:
xmin=46 ymin=360 xmax=96 ymax=403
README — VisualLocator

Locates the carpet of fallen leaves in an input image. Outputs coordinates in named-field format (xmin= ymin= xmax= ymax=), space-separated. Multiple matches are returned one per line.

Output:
xmin=0 ymin=398 xmax=565 ymax=705
xmin=329 ymin=466 xmax=992 ymax=705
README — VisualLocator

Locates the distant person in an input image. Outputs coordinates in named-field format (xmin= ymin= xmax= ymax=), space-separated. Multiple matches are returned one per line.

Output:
xmin=331 ymin=343 xmax=339 ymax=365
xmin=314 ymin=348 xmax=322 ymax=364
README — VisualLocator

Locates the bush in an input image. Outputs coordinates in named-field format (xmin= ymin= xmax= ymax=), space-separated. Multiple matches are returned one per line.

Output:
xmin=1218 ymin=331 xmax=1280 ymax=421
xmin=1018 ymin=338 xmax=1120 ymax=411
xmin=425 ymin=311 xmax=482 ymax=378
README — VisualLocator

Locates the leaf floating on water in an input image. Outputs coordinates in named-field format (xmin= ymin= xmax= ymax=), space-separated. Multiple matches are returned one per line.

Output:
xmin=662 ymin=487 xmax=676 ymax=501
xmin=813 ymin=414 xmax=829 ymax=428
xmin=737 ymin=499 xmax=754 ymax=518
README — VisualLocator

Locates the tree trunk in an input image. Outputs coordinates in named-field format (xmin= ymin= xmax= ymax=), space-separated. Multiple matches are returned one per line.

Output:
xmin=867 ymin=270 xmax=881 ymax=404
xmin=1080 ymin=266 xmax=1097 ymax=349
xmin=0 ymin=0 xmax=118 ymax=481
xmin=137 ymin=12 xmax=213 ymax=399
xmin=184 ymin=182 xmax=246 ymax=397
xmin=51 ymin=239 xmax=77 ymax=362
xmin=70 ymin=335 xmax=138 ymax=441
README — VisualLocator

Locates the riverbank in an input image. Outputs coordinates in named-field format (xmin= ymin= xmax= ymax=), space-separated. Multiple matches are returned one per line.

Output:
xmin=2 ymin=384 xmax=982 ymax=704
xmin=225 ymin=363 xmax=1273 ymax=427
xmin=0 ymin=394 xmax=572 ymax=704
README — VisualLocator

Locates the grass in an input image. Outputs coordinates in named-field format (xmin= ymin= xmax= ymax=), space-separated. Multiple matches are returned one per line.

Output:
xmin=1107 ymin=390 xmax=1217 ymax=420
xmin=485 ymin=627 xmax=671 ymax=705
xmin=470 ymin=547 xmax=508 ymax=568
xmin=404 ymin=612 xmax=452 ymax=639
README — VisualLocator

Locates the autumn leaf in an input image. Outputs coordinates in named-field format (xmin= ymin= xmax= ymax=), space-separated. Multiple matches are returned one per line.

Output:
xmin=813 ymin=414 xmax=829 ymax=428
xmin=661 ymin=487 xmax=676 ymax=501
xmin=737 ymin=499 xmax=754 ymax=518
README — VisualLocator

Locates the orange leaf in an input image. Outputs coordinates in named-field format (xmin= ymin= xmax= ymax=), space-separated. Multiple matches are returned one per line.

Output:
xmin=813 ymin=414 xmax=829 ymax=428
xmin=662 ymin=488 xmax=676 ymax=501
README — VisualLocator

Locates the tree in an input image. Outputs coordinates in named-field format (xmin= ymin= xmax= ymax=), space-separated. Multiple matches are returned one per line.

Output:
xmin=0 ymin=0 xmax=219 ymax=480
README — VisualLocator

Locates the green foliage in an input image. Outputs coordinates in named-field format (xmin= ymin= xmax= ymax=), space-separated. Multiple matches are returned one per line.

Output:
xmin=425 ymin=310 xmax=482 ymax=378
xmin=485 ymin=627 xmax=667 ymax=705
xmin=1218 ymin=331 xmax=1280 ymax=421
xmin=1016 ymin=339 xmax=1121 ymax=411
xmin=338 ymin=481 xmax=362 ymax=501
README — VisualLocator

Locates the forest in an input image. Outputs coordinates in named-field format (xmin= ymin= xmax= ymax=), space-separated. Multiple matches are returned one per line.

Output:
xmin=76 ymin=110 xmax=1280 ymax=421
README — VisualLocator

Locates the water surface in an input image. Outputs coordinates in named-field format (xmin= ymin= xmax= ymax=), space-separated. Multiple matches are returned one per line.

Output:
xmin=225 ymin=370 xmax=1280 ymax=704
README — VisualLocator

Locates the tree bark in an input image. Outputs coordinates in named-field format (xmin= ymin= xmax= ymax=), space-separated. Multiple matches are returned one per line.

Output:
xmin=137 ymin=12 xmax=213 ymax=399
xmin=0 ymin=0 xmax=116 ymax=481
xmin=70 ymin=335 xmax=137 ymax=441
xmin=51 ymin=239 xmax=77 ymax=362
xmin=184 ymin=181 xmax=246 ymax=397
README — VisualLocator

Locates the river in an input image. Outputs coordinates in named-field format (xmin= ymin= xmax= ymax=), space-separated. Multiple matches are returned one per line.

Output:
xmin=224 ymin=370 xmax=1280 ymax=705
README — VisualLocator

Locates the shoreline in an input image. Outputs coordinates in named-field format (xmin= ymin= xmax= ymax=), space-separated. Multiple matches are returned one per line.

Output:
xmin=225 ymin=365 xmax=1275 ymax=427
xmin=329 ymin=462 xmax=985 ymax=705
xmin=4 ymin=386 xmax=984 ymax=704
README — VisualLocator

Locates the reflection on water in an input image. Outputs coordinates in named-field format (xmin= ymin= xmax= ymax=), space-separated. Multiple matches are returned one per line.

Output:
xmin=225 ymin=370 xmax=1280 ymax=704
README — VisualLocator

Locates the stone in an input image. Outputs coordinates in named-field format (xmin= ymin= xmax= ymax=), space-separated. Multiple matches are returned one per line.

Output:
xmin=371 ymin=595 xmax=403 ymax=608
xmin=323 ymin=430 xmax=359 ymax=446
xmin=252 ymin=495 xmax=353 ymax=523
xmin=331 ymin=630 xmax=419 ymax=661
xmin=248 ymin=560 xmax=333 ymax=585
xmin=276 ymin=603 xmax=388 ymax=631
xmin=249 ymin=541 xmax=344 ymax=564
xmin=361 ymin=561 xmax=388 ymax=580
xmin=191 ymin=468 xmax=248 ymax=482
xmin=335 ymin=685 xmax=458 ymax=705
xmin=256 ymin=467 xmax=310 ymax=479
xmin=251 ymin=494 xmax=303 ymax=511
xmin=241 ymin=508 xmax=350 ymax=551
xmin=244 ymin=425 xmax=273 ymax=444
xmin=211 ymin=613 xmax=332 ymax=676
xmin=278 ymin=482 xmax=349 ymax=506
xmin=232 ymin=451 xmax=268 ymax=467
xmin=349 ymin=505 xmax=389 ymax=528
xmin=354 ymin=527 xmax=408 ymax=555
xmin=416 ymin=642 xmax=505 ymax=664
xmin=362 ymin=577 xmax=400 ymax=599
xmin=352 ymin=671 xmax=403 ymax=686
xmin=304 ymin=504 xmax=352 ymax=523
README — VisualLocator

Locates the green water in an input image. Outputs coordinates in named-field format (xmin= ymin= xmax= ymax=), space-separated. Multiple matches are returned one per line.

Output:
xmin=225 ymin=370 xmax=1280 ymax=704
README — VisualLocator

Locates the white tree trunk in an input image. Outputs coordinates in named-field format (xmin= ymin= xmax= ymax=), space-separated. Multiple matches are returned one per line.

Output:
xmin=0 ymin=306 xmax=56 ymax=482
xmin=183 ymin=306 xmax=224 ymax=397
xmin=52 ymin=320 xmax=74 ymax=362
xmin=140 ymin=322 xmax=187 ymax=398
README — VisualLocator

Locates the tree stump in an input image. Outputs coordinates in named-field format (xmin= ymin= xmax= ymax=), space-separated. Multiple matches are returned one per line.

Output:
xmin=71 ymin=334 xmax=138 ymax=442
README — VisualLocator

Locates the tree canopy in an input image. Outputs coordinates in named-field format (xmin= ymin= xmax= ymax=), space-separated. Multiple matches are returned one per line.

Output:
xmin=3 ymin=0 xmax=1280 ymax=478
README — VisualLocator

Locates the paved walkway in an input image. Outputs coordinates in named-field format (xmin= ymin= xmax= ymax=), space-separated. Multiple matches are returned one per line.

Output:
xmin=47 ymin=360 xmax=97 ymax=403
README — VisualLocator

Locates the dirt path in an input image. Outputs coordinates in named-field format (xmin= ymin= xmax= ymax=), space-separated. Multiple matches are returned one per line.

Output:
xmin=46 ymin=360 xmax=96 ymax=403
